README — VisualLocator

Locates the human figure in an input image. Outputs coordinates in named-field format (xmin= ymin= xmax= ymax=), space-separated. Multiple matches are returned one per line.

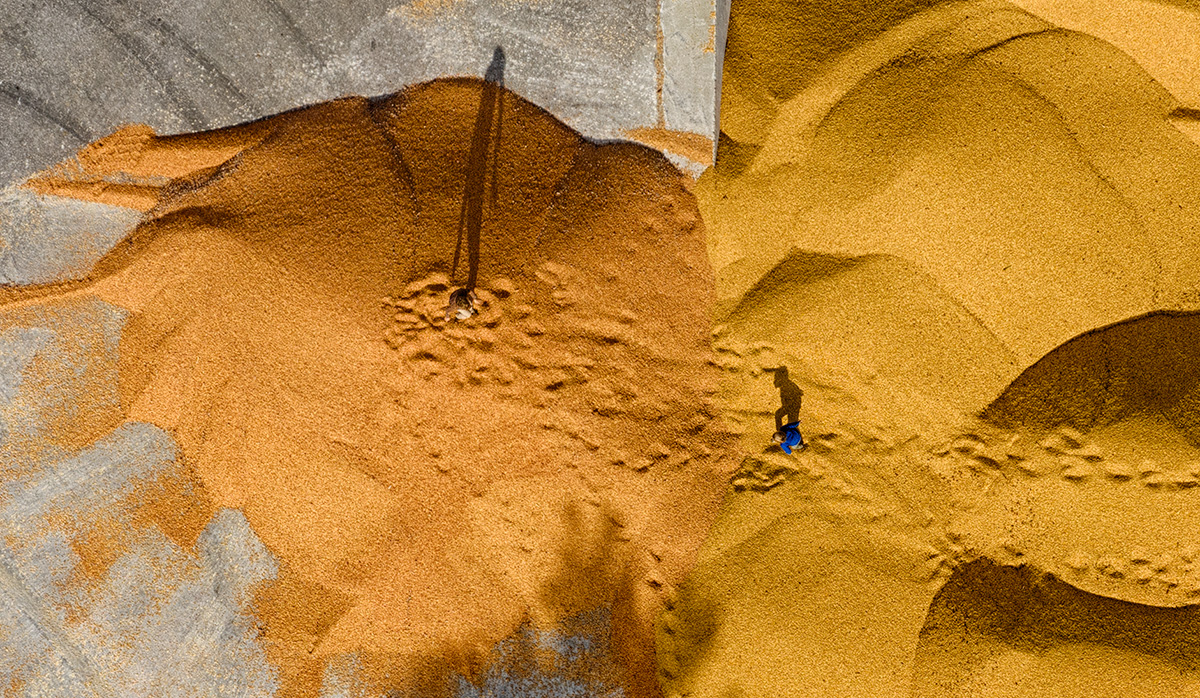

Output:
xmin=767 ymin=366 xmax=805 ymax=453
xmin=444 ymin=287 xmax=478 ymax=321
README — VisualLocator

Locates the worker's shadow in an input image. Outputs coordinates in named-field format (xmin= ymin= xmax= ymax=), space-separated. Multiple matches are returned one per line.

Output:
xmin=767 ymin=366 xmax=803 ymax=429
xmin=765 ymin=366 xmax=804 ymax=453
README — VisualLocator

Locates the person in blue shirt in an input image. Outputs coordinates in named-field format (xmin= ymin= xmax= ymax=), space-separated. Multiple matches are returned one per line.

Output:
xmin=767 ymin=366 xmax=806 ymax=453
xmin=773 ymin=422 xmax=805 ymax=454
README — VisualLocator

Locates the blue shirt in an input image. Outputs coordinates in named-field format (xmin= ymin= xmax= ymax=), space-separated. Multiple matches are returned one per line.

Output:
xmin=778 ymin=422 xmax=803 ymax=454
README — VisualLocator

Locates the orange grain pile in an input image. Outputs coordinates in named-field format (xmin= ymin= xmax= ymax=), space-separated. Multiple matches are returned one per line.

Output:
xmin=16 ymin=79 xmax=740 ymax=698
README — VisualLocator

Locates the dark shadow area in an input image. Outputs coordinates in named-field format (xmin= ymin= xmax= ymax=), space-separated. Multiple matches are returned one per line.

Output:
xmin=663 ymin=579 xmax=722 ymax=689
xmin=723 ymin=0 xmax=942 ymax=101
xmin=374 ymin=608 xmax=620 ymax=698
xmin=724 ymin=250 xmax=865 ymax=321
xmin=914 ymin=560 xmax=1200 ymax=697
xmin=532 ymin=498 xmax=648 ymax=696
xmin=981 ymin=310 xmax=1200 ymax=444
xmin=440 ymin=607 xmax=624 ymax=698
xmin=536 ymin=498 xmax=624 ymax=635
xmin=452 ymin=47 xmax=506 ymax=292
xmin=714 ymin=130 xmax=761 ymax=176
xmin=1171 ymin=106 xmax=1200 ymax=121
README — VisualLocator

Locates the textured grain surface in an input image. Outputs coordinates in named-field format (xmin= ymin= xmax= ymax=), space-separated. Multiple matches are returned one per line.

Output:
xmin=665 ymin=0 xmax=1200 ymax=696
xmin=1 ymin=78 xmax=740 ymax=697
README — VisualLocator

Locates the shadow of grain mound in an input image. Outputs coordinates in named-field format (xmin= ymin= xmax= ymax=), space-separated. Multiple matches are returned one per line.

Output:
xmin=982 ymin=311 xmax=1200 ymax=445
xmin=914 ymin=560 xmax=1200 ymax=697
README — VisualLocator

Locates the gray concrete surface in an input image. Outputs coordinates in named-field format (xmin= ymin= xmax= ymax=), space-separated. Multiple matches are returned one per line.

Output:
xmin=1 ymin=189 xmax=142 ymax=284
xmin=0 ymin=0 xmax=726 ymax=185
xmin=0 ymin=297 xmax=279 ymax=697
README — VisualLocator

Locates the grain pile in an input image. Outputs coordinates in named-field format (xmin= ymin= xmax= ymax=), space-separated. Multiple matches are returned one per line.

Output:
xmin=9 ymin=78 xmax=740 ymax=697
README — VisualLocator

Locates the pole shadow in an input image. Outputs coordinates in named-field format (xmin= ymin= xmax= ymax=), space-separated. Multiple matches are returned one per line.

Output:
xmin=451 ymin=46 xmax=505 ymax=294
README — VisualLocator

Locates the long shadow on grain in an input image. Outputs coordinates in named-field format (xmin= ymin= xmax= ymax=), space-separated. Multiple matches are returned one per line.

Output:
xmin=451 ymin=47 xmax=505 ymax=291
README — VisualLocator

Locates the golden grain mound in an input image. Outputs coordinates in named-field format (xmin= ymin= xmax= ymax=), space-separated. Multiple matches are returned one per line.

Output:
xmin=664 ymin=0 xmax=1200 ymax=696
